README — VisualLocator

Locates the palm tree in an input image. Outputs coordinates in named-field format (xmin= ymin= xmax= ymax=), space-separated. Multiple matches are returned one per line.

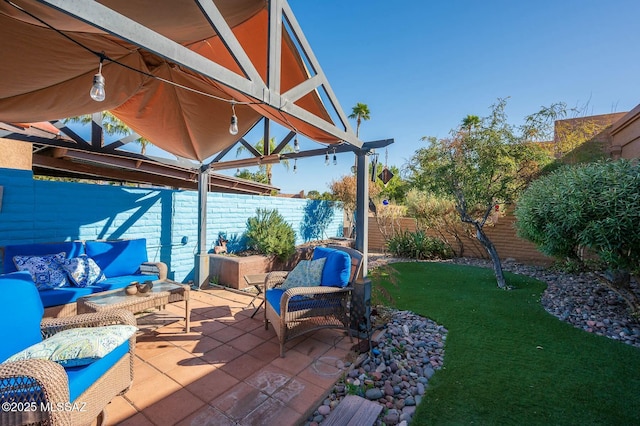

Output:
xmin=65 ymin=112 xmax=151 ymax=154
xmin=461 ymin=114 xmax=481 ymax=135
xmin=235 ymin=137 xmax=292 ymax=185
xmin=348 ymin=103 xmax=371 ymax=138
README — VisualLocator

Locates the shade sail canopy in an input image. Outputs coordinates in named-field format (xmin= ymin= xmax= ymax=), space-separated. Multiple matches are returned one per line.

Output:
xmin=0 ymin=0 xmax=358 ymax=162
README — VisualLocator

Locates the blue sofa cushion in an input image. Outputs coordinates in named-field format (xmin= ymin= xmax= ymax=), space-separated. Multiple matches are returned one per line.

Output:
xmin=0 ymin=272 xmax=44 ymax=362
xmin=312 ymin=247 xmax=351 ymax=288
xmin=39 ymin=286 xmax=104 ymax=308
xmin=97 ymin=274 xmax=159 ymax=291
xmin=3 ymin=241 xmax=84 ymax=274
xmin=38 ymin=274 xmax=160 ymax=307
xmin=85 ymin=239 xmax=148 ymax=278
xmin=66 ymin=341 xmax=129 ymax=402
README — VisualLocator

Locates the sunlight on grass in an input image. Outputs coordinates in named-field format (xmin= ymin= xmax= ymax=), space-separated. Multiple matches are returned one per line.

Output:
xmin=372 ymin=262 xmax=640 ymax=425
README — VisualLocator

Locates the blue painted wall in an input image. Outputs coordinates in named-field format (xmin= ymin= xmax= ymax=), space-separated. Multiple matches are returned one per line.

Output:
xmin=0 ymin=168 xmax=343 ymax=282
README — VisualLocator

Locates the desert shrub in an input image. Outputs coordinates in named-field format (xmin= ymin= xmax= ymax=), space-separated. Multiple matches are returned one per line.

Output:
xmin=244 ymin=208 xmax=295 ymax=260
xmin=515 ymin=159 xmax=640 ymax=314
xmin=386 ymin=230 xmax=453 ymax=260
xmin=516 ymin=160 xmax=640 ymax=272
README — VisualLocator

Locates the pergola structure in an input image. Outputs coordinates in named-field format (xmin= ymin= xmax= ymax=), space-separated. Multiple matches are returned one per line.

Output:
xmin=0 ymin=0 xmax=394 ymax=286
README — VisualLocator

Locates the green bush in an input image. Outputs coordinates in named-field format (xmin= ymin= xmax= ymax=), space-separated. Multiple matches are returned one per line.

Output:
xmin=386 ymin=230 xmax=453 ymax=260
xmin=244 ymin=208 xmax=296 ymax=260
xmin=516 ymin=159 xmax=640 ymax=272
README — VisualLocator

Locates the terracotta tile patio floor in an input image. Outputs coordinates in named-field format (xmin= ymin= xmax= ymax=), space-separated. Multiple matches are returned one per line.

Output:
xmin=103 ymin=286 xmax=354 ymax=425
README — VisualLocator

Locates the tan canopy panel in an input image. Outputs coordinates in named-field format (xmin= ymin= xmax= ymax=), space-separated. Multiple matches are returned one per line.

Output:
xmin=0 ymin=0 xmax=354 ymax=162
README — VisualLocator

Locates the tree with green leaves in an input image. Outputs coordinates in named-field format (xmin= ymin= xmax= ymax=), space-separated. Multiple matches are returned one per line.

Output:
xmin=406 ymin=98 xmax=553 ymax=289
xmin=461 ymin=114 xmax=481 ymax=134
xmin=235 ymin=137 xmax=292 ymax=185
xmin=65 ymin=112 xmax=151 ymax=155
xmin=348 ymin=103 xmax=371 ymax=138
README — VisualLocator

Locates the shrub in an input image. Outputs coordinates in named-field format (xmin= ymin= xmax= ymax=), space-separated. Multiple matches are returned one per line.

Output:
xmin=244 ymin=208 xmax=296 ymax=260
xmin=386 ymin=230 xmax=453 ymax=260
xmin=515 ymin=159 xmax=640 ymax=314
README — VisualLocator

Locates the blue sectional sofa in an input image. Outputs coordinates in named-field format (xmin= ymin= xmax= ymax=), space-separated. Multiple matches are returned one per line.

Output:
xmin=2 ymin=238 xmax=168 ymax=317
xmin=0 ymin=271 xmax=136 ymax=425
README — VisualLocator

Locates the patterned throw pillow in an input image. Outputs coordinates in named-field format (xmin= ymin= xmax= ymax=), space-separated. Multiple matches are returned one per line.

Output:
xmin=13 ymin=252 xmax=69 ymax=290
xmin=280 ymin=257 xmax=326 ymax=290
xmin=58 ymin=255 xmax=106 ymax=287
xmin=5 ymin=325 xmax=137 ymax=367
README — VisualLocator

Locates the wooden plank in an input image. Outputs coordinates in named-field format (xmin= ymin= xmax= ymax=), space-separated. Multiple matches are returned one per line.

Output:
xmin=323 ymin=395 xmax=383 ymax=426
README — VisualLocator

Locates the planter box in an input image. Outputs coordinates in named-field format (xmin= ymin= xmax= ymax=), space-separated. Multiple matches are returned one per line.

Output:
xmin=208 ymin=254 xmax=274 ymax=290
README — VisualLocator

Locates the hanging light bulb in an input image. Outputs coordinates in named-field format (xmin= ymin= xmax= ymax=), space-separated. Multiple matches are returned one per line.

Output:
xmin=229 ymin=102 xmax=239 ymax=135
xmin=89 ymin=57 xmax=106 ymax=102
xmin=293 ymin=135 xmax=300 ymax=153
xmin=293 ymin=159 xmax=297 ymax=174
xmin=325 ymin=152 xmax=330 ymax=166
xmin=333 ymin=149 xmax=337 ymax=166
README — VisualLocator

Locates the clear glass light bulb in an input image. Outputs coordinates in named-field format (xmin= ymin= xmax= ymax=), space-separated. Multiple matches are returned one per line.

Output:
xmin=293 ymin=137 xmax=300 ymax=153
xmin=229 ymin=114 xmax=239 ymax=135
xmin=325 ymin=153 xmax=330 ymax=166
xmin=333 ymin=153 xmax=337 ymax=165
xmin=90 ymin=73 xmax=106 ymax=102
xmin=293 ymin=161 xmax=297 ymax=174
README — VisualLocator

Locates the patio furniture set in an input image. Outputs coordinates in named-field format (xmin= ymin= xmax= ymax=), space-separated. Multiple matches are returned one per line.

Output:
xmin=0 ymin=239 xmax=362 ymax=424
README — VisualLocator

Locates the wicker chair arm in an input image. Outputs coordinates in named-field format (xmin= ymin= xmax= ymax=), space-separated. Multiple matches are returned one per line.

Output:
xmin=140 ymin=261 xmax=168 ymax=280
xmin=280 ymin=285 xmax=352 ymax=315
xmin=40 ymin=309 xmax=136 ymax=339
xmin=264 ymin=271 xmax=289 ymax=290
xmin=0 ymin=359 xmax=72 ymax=425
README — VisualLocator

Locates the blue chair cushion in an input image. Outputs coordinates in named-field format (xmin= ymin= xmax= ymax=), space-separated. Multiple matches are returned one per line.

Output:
xmin=66 ymin=341 xmax=129 ymax=402
xmin=85 ymin=239 xmax=148 ymax=278
xmin=312 ymin=247 xmax=351 ymax=287
xmin=0 ymin=271 xmax=45 ymax=362
xmin=3 ymin=242 xmax=84 ymax=274
xmin=266 ymin=288 xmax=341 ymax=316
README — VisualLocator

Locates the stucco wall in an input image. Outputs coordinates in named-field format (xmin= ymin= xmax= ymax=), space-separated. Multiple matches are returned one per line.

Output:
xmin=0 ymin=167 xmax=343 ymax=282
xmin=0 ymin=138 xmax=31 ymax=170
xmin=610 ymin=104 xmax=640 ymax=159
xmin=368 ymin=212 xmax=553 ymax=266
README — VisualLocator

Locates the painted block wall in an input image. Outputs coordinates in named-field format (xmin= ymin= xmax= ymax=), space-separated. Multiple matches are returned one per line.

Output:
xmin=0 ymin=168 xmax=343 ymax=283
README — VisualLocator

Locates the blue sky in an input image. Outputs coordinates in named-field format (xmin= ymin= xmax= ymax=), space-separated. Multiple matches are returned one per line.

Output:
xmin=249 ymin=0 xmax=639 ymax=194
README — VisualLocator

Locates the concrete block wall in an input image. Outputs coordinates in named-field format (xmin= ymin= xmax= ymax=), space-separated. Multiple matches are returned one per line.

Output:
xmin=0 ymin=168 xmax=343 ymax=283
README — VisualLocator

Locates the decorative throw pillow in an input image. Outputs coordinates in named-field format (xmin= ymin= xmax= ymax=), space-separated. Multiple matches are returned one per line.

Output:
xmin=5 ymin=325 xmax=137 ymax=367
xmin=13 ymin=252 xmax=69 ymax=290
xmin=58 ymin=254 xmax=106 ymax=287
xmin=280 ymin=257 xmax=326 ymax=290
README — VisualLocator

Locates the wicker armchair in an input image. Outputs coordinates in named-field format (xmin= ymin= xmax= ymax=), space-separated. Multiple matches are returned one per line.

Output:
xmin=264 ymin=245 xmax=363 ymax=357
xmin=0 ymin=272 xmax=136 ymax=426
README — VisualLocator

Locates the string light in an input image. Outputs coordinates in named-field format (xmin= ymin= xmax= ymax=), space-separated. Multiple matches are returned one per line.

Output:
xmin=89 ymin=56 xmax=106 ymax=102
xmin=229 ymin=102 xmax=239 ymax=135
xmin=293 ymin=159 xmax=297 ymax=173
xmin=333 ymin=148 xmax=337 ymax=166
xmin=293 ymin=135 xmax=300 ymax=153
xmin=324 ymin=151 xmax=330 ymax=166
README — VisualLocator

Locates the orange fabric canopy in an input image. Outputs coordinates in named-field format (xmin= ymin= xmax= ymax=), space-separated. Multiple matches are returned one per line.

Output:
xmin=0 ymin=0 xmax=346 ymax=161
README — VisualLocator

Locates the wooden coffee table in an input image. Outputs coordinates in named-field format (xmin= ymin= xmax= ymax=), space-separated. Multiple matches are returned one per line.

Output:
xmin=77 ymin=279 xmax=191 ymax=332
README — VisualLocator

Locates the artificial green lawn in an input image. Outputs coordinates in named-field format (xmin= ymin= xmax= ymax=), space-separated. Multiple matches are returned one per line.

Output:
xmin=372 ymin=262 xmax=640 ymax=425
